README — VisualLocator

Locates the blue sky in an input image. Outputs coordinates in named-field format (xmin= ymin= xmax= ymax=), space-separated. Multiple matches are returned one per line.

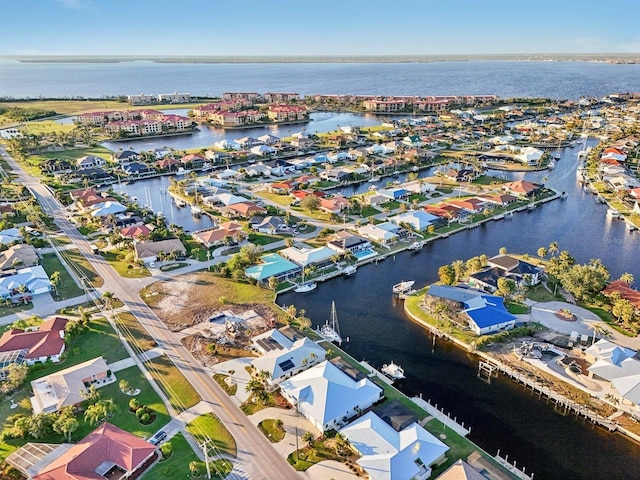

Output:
xmin=1 ymin=0 xmax=639 ymax=56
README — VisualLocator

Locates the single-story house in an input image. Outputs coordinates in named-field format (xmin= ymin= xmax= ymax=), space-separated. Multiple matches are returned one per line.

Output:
xmin=279 ymin=244 xmax=336 ymax=268
xmin=30 ymin=356 xmax=111 ymax=414
xmin=119 ymin=224 xmax=152 ymax=239
xmin=250 ymin=329 xmax=326 ymax=387
xmin=357 ymin=222 xmax=405 ymax=246
xmin=252 ymin=216 xmax=289 ymax=234
xmin=245 ymin=253 xmax=301 ymax=284
xmin=90 ymin=201 xmax=128 ymax=218
xmin=227 ymin=201 xmax=267 ymax=219
xmin=279 ymin=360 xmax=383 ymax=432
xmin=76 ymin=155 xmax=107 ymax=170
xmin=426 ymin=284 xmax=517 ymax=335
xmin=502 ymin=180 xmax=542 ymax=197
xmin=585 ymin=339 xmax=640 ymax=383
xmin=192 ymin=225 xmax=246 ymax=248
xmin=326 ymin=231 xmax=372 ymax=255
xmin=390 ymin=210 xmax=442 ymax=231
xmin=133 ymin=238 xmax=186 ymax=264
xmin=0 ymin=265 xmax=52 ymax=299
xmin=112 ymin=149 xmax=140 ymax=164
xmin=403 ymin=180 xmax=437 ymax=194
xmin=8 ymin=423 xmax=156 ymax=480
xmin=0 ymin=227 xmax=23 ymax=245
xmin=340 ymin=411 xmax=449 ymax=480
xmin=0 ymin=317 xmax=68 ymax=370
xmin=0 ymin=244 xmax=39 ymax=271
xmin=445 ymin=198 xmax=486 ymax=214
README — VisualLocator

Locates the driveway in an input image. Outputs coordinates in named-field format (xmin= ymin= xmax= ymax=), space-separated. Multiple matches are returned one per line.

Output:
xmin=248 ymin=407 xmax=320 ymax=458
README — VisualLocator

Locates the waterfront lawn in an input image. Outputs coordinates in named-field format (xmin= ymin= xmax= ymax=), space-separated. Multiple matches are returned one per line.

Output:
xmin=358 ymin=205 xmax=381 ymax=217
xmin=41 ymin=252 xmax=85 ymax=299
xmin=505 ymin=301 xmax=529 ymax=314
xmin=62 ymin=248 xmax=104 ymax=288
xmin=20 ymin=120 xmax=76 ymax=136
xmin=144 ymin=355 xmax=201 ymax=410
xmin=526 ymin=283 xmax=562 ymax=303
xmin=186 ymin=413 xmax=237 ymax=457
xmin=103 ymin=249 xmax=151 ymax=278
xmin=27 ymin=145 xmax=115 ymax=169
xmin=114 ymin=311 xmax=157 ymax=352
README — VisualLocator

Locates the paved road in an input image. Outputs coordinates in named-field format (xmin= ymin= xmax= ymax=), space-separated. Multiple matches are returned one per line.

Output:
xmin=1 ymin=146 xmax=302 ymax=480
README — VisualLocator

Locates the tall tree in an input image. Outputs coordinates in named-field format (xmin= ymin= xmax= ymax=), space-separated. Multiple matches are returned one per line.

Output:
xmin=53 ymin=407 xmax=79 ymax=442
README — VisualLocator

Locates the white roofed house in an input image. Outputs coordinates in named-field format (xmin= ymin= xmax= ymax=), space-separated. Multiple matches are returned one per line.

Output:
xmin=585 ymin=339 xmax=640 ymax=407
xmin=76 ymin=155 xmax=107 ymax=170
xmin=514 ymin=146 xmax=543 ymax=166
xmin=279 ymin=244 xmax=337 ymax=269
xmin=357 ymin=222 xmax=404 ymax=246
xmin=279 ymin=360 xmax=383 ymax=432
xmin=340 ymin=411 xmax=449 ymax=480
xmin=250 ymin=328 xmax=326 ymax=388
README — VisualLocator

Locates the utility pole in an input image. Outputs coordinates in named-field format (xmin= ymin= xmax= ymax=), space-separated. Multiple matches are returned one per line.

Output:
xmin=201 ymin=440 xmax=211 ymax=479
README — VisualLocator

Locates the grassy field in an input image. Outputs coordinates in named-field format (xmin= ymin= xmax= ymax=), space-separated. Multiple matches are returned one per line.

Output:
xmin=26 ymin=146 xmax=115 ymax=173
xmin=254 ymin=190 xmax=294 ymax=206
xmin=145 ymin=433 xmax=232 ymax=480
xmin=60 ymin=248 xmax=104 ymax=288
xmin=258 ymin=418 xmax=286 ymax=443
xmin=102 ymin=250 xmax=151 ymax=278
xmin=186 ymin=413 xmax=237 ymax=457
xmin=114 ymin=312 xmax=157 ymax=352
xmin=0 ymin=100 xmax=206 ymax=116
xmin=19 ymin=120 xmax=76 ymax=136
xmin=144 ymin=355 xmax=201 ymax=410
xmin=40 ymin=252 xmax=85 ymax=299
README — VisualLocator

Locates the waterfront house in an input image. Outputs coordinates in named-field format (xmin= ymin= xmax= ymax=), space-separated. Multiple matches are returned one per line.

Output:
xmin=437 ymin=460 xmax=489 ymax=480
xmin=403 ymin=180 xmax=437 ymax=194
xmin=0 ymin=317 xmax=68 ymax=372
xmin=155 ymin=157 xmax=181 ymax=171
xmin=30 ymin=356 xmax=111 ymax=414
xmin=501 ymin=180 xmax=542 ymax=198
xmin=0 ymin=244 xmax=39 ymax=271
xmin=112 ymin=149 xmax=139 ymax=165
xmin=378 ymin=187 xmax=411 ymax=201
xmin=391 ymin=210 xmax=442 ymax=231
xmin=133 ymin=238 xmax=186 ymax=264
xmin=181 ymin=153 xmax=206 ymax=170
xmin=65 ymin=167 xmax=111 ymax=183
xmin=90 ymin=201 xmax=127 ymax=218
xmin=245 ymin=253 xmax=301 ymax=284
xmin=8 ymin=423 xmax=156 ymax=480
xmin=602 ymin=280 xmax=640 ymax=311
xmin=445 ymin=198 xmax=486 ymax=214
xmin=426 ymin=285 xmax=516 ymax=335
xmin=479 ymin=193 xmax=518 ymax=207
xmin=339 ymin=411 xmax=449 ymax=480
xmin=279 ymin=244 xmax=336 ymax=268
xmin=250 ymin=329 xmax=326 ymax=388
xmin=486 ymin=254 xmax=543 ymax=286
xmin=326 ymin=230 xmax=372 ymax=255
xmin=76 ymin=155 xmax=107 ymax=170
xmin=514 ymin=146 xmax=543 ymax=165
xmin=123 ymin=161 xmax=154 ymax=176
xmin=357 ymin=222 xmax=404 ymax=246
xmin=279 ymin=360 xmax=383 ymax=432
xmin=40 ymin=158 xmax=73 ymax=174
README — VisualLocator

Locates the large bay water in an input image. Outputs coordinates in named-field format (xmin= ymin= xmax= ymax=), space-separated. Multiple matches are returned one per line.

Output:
xmin=4 ymin=59 xmax=640 ymax=478
xmin=2 ymin=59 xmax=640 ymax=99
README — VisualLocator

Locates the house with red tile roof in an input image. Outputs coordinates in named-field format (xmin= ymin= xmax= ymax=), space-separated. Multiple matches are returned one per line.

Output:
xmin=445 ymin=198 xmax=486 ymax=213
xmin=0 ymin=317 xmax=68 ymax=368
xmin=119 ymin=224 xmax=151 ymax=239
xmin=192 ymin=223 xmax=247 ymax=248
xmin=424 ymin=203 xmax=463 ymax=220
xmin=480 ymin=193 xmax=519 ymax=206
xmin=602 ymin=280 xmax=640 ymax=310
xmin=270 ymin=181 xmax=295 ymax=194
xmin=226 ymin=202 xmax=267 ymax=219
xmin=502 ymin=180 xmax=541 ymax=197
xmin=601 ymin=147 xmax=627 ymax=162
xmin=319 ymin=196 xmax=351 ymax=214
xmin=25 ymin=423 xmax=156 ymax=480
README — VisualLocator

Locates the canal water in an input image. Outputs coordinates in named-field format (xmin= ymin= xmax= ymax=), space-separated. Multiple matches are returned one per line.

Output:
xmin=276 ymin=140 xmax=640 ymax=480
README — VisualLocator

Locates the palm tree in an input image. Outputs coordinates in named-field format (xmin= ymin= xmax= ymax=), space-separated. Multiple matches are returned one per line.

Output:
xmin=537 ymin=247 xmax=547 ymax=259
xmin=302 ymin=431 xmax=315 ymax=448
xmin=548 ymin=241 xmax=559 ymax=257
xmin=620 ymin=272 xmax=635 ymax=285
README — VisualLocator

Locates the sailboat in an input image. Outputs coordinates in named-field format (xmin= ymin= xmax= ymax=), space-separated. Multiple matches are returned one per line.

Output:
xmin=294 ymin=265 xmax=317 ymax=293
xmin=317 ymin=301 xmax=342 ymax=344
xmin=191 ymin=185 xmax=202 ymax=217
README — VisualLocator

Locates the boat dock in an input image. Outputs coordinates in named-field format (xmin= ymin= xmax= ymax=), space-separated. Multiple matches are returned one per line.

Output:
xmin=360 ymin=360 xmax=396 ymax=386
xmin=411 ymin=394 xmax=470 ymax=437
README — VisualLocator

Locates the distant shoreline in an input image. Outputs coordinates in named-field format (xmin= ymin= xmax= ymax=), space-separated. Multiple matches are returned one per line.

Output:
xmin=3 ymin=53 xmax=640 ymax=64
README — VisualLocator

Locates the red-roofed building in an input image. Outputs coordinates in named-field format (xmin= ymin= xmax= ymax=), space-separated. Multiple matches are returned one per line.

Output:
xmin=502 ymin=180 xmax=542 ymax=197
xmin=424 ymin=203 xmax=463 ymax=219
xmin=30 ymin=423 xmax=156 ymax=480
xmin=319 ymin=196 xmax=351 ymax=214
xmin=155 ymin=157 xmax=181 ymax=171
xmin=445 ymin=198 xmax=486 ymax=213
xmin=0 ymin=317 xmax=68 ymax=368
xmin=227 ymin=202 xmax=267 ymax=219
xmin=192 ymin=223 xmax=247 ymax=248
xmin=602 ymin=280 xmax=640 ymax=310
xmin=270 ymin=181 xmax=294 ymax=194
xmin=120 ymin=225 xmax=151 ymax=239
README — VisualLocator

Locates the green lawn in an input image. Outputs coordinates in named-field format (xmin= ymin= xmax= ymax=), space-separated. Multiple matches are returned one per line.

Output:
xmin=213 ymin=373 xmax=237 ymax=396
xmin=144 ymin=355 xmax=201 ymax=410
xmin=102 ymin=250 xmax=151 ymax=278
xmin=114 ymin=312 xmax=157 ymax=352
xmin=255 ymin=191 xmax=295 ymax=206
xmin=60 ymin=248 xmax=104 ymax=288
xmin=247 ymin=232 xmax=283 ymax=246
xmin=0 ymin=301 xmax=34 ymax=318
xmin=258 ymin=419 xmax=286 ymax=443
xmin=186 ymin=413 xmax=237 ymax=457
xmin=40 ymin=252 xmax=85 ymax=299
xmin=145 ymin=433 xmax=232 ymax=480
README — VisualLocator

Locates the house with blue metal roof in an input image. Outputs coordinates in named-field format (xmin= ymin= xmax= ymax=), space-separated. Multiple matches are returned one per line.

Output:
xmin=426 ymin=285 xmax=516 ymax=335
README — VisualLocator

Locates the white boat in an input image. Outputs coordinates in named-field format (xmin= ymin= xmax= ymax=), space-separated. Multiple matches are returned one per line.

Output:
xmin=607 ymin=208 xmax=620 ymax=219
xmin=381 ymin=361 xmax=405 ymax=380
xmin=407 ymin=241 xmax=424 ymax=251
xmin=191 ymin=205 xmax=203 ymax=217
xmin=626 ymin=223 xmax=638 ymax=231
xmin=548 ymin=160 xmax=555 ymax=169
xmin=553 ymin=152 xmax=561 ymax=160
xmin=393 ymin=280 xmax=415 ymax=294
xmin=176 ymin=167 xmax=191 ymax=176
xmin=369 ymin=176 xmax=381 ymax=183
xmin=342 ymin=265 xmax=357 ymax=276
xmin=175 ymin=198 xmax=186 ymax=208
xmin=317 ymin=301 xmax=342 ymax=344
xmin=576 ymin=164 xmax=585 ymax=176
xmin=294 ymin=282 xmax=317 ymax=293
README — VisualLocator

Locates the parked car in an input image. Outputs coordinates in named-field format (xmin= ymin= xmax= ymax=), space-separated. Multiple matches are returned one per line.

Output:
xmin=149 ymin=430 xmax=167 ymax=445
